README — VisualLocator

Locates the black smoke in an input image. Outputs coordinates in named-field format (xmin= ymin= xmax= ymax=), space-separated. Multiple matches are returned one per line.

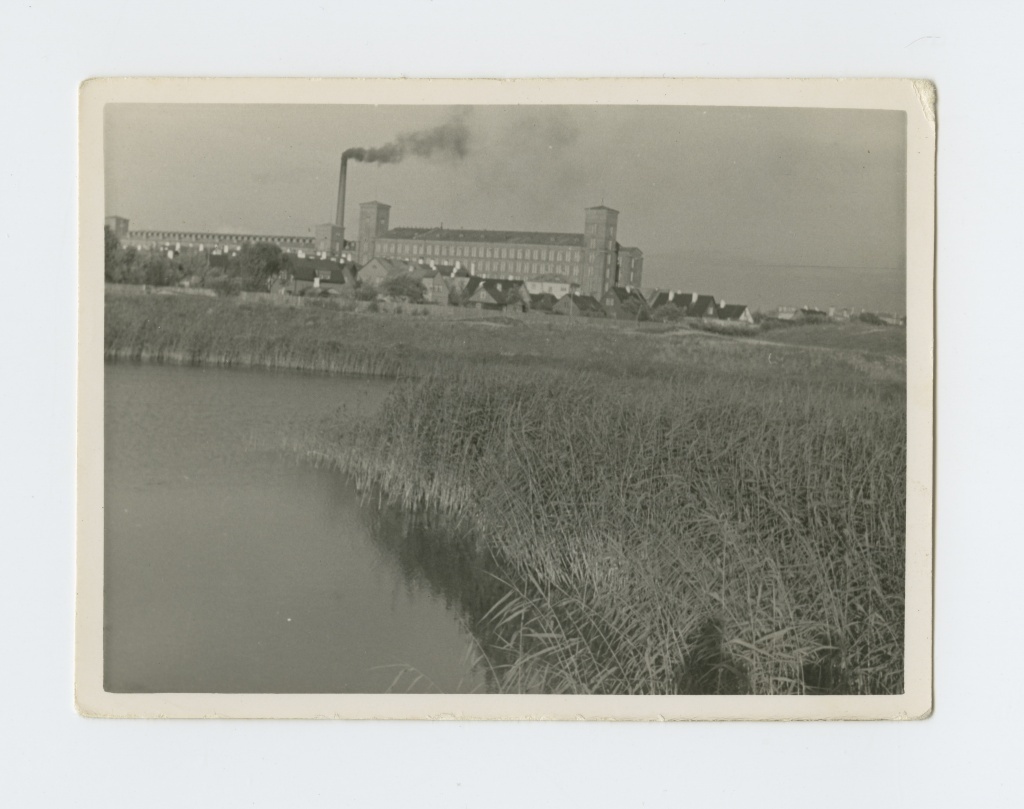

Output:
xmin=343 ymin=112 xmax=470 ymax=165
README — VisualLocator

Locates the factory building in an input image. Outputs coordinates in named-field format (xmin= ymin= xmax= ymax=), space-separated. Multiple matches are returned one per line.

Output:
xmin=117 ymin=226 xmax=318 ymax=254
xmin=354 ymin=201 xmax=643 ymax=298
xmin=107 ymin=151 xmax=643 ymax=296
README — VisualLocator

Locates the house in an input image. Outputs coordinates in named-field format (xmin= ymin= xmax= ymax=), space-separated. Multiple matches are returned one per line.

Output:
xmin=358 ymin=257 xmax=412 ymax=287
xmin=765 ymin=305 xmax=799 ymax=321
xmin=601 ymin=285 xmax=651 ymax=319
xmin=524 ymin=274 xmax=579 ymax=299
xmin=461 ymin=276 xmax=531 ymax=312
xmin=425 ymin=261 xmax=472 ymax=304
xmin=715 ymin=303 xmax=755 ymax=324
xmin=648 ymin=290 xmax=695 ymax=311
xmin=528 ymin=292 xmax=559 ymax=312
xmin=552 ymin=292 xmax=606 ymax=318
xmin=686 ymin=294 xmax=718 ymax=318
xmin=288 ymin=257 xmax=357 ymax=294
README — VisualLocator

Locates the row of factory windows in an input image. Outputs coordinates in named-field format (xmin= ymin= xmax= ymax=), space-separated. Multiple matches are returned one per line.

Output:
xmin=375 ymin=241 xmax=583 ymax=262
xmin=129 ymin=232 xmax=312 ymax=245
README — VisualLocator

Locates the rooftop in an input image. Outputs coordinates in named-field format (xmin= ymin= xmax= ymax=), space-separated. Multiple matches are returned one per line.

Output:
xmin=381 ymin=226 xmax=584 ymax=247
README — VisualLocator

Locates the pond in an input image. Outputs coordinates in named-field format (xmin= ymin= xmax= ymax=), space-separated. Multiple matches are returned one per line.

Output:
xmin=104 ymin=363 xmax=490 ymax=694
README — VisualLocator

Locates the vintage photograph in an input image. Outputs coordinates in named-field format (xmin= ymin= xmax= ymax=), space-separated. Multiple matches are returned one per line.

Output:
xmin=77 ymin=79 xmax=934 ymax=719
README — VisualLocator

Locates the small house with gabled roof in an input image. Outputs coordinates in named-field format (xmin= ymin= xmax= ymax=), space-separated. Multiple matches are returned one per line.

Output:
xmin=601 ymin=285 xmax=651 ymax=319
xmin=686 ymin=294 xmax=718 ymax=318
xmin=461 ymin=276 xmax=530 ymax=312
xmin=287 ymin=257 xmax=357 ymax=294
xmin=528 ymin=292 xmax=559 ymax=312
xmin=648 ymin=290 xmax=695 ymax=311
xmin=552 ymin=292 xmax=606 ymax=318
xmin=358 ymin=257 xmax=412 ymax=287
xmin=715 ymin=303 xmax=754 ymax=324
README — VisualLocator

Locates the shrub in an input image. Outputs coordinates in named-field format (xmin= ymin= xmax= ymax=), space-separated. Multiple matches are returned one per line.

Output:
xmin=858 ymin=311 xmax=886 ymax=326
xmin=379 ymin=273 xmax=426 ymax=303
xmin=650 ymin=305 xmax=685 ymax=322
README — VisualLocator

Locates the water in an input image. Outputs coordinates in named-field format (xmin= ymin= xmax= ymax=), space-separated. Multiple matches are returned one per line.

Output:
xmin=104 ymin=363 xmax=487 ymax=693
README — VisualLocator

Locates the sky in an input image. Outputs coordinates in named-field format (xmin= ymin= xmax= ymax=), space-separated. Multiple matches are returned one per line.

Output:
xmin=106 ymin=104 xmax=906 ymax=311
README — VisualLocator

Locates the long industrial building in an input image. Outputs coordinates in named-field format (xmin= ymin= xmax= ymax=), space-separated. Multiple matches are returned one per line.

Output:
xmin=353 ymin=201 xmax=643 ymax=298
xmin=107 ymin=151 xmax=644 ymax=297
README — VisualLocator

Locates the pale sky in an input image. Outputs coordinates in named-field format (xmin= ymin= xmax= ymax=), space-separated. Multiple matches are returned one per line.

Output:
xmin=106 ymin=104 xmax=906 ymax=311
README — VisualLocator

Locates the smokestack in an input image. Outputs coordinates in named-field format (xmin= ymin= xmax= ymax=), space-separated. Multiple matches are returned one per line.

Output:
xmin=335 ymin=157 xmax=348 ymax=233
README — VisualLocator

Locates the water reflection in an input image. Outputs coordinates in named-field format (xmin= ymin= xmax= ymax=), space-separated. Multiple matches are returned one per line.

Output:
xmin=104 ymin=363 xmax=489 ymax=694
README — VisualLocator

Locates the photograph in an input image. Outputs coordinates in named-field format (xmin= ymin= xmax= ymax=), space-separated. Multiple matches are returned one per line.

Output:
xmin=76 ymin=78 xmax=934 ymax=719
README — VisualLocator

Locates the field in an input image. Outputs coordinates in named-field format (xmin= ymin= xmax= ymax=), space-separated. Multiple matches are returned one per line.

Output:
xmin=106 ymin=289 xmax=907 ymax=695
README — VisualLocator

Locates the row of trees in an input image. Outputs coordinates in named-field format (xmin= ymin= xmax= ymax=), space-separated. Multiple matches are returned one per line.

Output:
xmin=104 ymin=227 xmax=292 ymax=293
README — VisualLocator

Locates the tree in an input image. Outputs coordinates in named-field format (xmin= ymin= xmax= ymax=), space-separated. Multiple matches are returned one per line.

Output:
xmin=137 ymin=252 xmax=178 ymax=287
xmin=379 ymin=273 xmax=426 ymax=303
xmin=235 ymin=242 xmax=287 ymax=292
xmin=104 ymin=226 xmax=121 ymax=281
xmin=178 ymin=250 xmax=211 ymax=286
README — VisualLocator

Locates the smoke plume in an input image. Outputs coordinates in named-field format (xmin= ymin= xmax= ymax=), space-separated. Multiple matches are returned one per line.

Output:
xmin=343 ymin=112 xmax=470 ymax=165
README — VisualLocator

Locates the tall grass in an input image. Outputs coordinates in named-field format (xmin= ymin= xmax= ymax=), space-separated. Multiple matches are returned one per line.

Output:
xmin=302 ymin=363 xmax=905 ymax=695
xmin=105 ymin=293 xmax=406 ymax=377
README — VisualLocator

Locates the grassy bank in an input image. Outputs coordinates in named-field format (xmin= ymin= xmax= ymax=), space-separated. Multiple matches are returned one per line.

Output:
xmin=300 ymin=363 xmax=905 ymax=695
xmin=106 ymin=290 xmax=904 ymax=382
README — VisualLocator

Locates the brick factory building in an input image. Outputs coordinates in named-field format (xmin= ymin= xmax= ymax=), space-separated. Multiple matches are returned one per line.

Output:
xmin=354 ymin=201 xmax=643 ymax=298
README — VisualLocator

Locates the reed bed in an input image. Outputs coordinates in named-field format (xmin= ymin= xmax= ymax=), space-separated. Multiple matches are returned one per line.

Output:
xmin=108 ymin=291 xmax=906 ymax=693
xmin=105 ymin=293 xmax=407 ymax=377
xmin=303 ymin=363 xmax=906 ymax=695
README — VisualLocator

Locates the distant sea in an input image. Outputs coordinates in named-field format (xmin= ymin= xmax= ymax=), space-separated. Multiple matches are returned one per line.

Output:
xmin=643 ymin=256 xmax=906 ymax=314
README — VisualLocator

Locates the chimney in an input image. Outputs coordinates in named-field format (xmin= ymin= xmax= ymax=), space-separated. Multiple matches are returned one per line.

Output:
xmin=335 ymin=156 xmax=348 ymax=238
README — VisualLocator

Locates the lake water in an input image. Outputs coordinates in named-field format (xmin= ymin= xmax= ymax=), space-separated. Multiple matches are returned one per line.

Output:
xmin=104 ymin=363 xmax=488 ymax=693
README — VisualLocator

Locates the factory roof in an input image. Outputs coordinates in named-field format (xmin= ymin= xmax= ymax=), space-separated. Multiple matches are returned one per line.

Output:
xmin=381 ymin=226 xmax=584 ymax=247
